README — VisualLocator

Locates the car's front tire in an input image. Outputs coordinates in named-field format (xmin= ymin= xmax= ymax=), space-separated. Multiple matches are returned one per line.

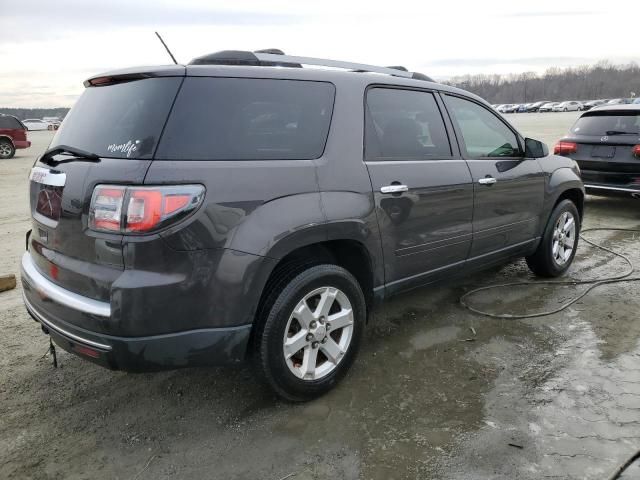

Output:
xmin=255 ymin=264 xmax=366 ymax=402
xmin=0 ymin=139 xmax=15 ymax=159
xmin=526 ymin=200 xmax=580 ymax=277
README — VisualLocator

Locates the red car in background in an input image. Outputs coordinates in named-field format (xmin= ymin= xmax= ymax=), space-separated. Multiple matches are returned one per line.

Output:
xmin=0 ymin=114 xmax=31 ymax=159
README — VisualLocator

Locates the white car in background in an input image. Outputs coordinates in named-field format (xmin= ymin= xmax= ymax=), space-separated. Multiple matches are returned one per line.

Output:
xmin=42 ymin=116 xmax=62 ymax=130
xmin=22 ymin=119 xmax=51 ymax=131
xmin=497 ymin=104 xmax=514 ymax=113
xmin=552 ymin=101 xmax=583 ymax=112
xmin=538 ymin=102 xmax=557 ymax=112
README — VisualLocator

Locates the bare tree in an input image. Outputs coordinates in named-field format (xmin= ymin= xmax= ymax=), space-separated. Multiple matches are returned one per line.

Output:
xmin=444 ymin=62 xmax=640 ymax=103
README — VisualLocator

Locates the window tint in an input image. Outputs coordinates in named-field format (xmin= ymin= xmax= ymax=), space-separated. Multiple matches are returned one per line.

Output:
xmin=365 ymin=88 xmax=451 ymax=160
xmin=50 ymin=78 xmax=182 ymax=159
xmin=571 ymin=112 xmax=640 ymax=136
xmin=0 ymin=116 xmax=23 ymax=129
xmin=156 ymin=78 xmax=335 ymax=160
xmin=446 ymin=95 xmax=521 ymax=158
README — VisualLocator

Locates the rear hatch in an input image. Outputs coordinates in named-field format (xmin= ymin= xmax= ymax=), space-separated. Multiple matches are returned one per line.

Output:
xmin=28 ymin=72 xmax=184 ymax=302
xmin=562 ymin=109 xmax=640 ymax=186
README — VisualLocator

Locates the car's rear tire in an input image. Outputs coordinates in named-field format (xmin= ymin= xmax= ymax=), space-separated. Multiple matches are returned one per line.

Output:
xmin=526 ymin=199 xmax=580 ymax=277
xmin=255 ymin=264 xmax=366 ymax=402
xmin=0 ymin=139 xmax=15 ymax=159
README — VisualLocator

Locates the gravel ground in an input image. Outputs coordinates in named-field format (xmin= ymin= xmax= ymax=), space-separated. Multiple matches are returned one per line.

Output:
xmin=1 ymin=114 xmax=640 ymax=479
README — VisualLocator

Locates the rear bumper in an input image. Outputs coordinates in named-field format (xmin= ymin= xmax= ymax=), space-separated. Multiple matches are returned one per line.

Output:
xmin=14 ymin=140 xmax=31 ymax=149
xmin=21 ymin=252 xmax=251 ymax=371
xmin=581 ymin=169 xmax=640 ymax=197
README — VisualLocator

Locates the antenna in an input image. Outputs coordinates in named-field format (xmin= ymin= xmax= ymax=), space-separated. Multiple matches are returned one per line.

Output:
xmin=155 ymin=32 xmax=178 ymax=65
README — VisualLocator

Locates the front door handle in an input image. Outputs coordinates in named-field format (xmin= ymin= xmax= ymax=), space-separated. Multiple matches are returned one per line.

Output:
xmin=381 ymin=184 xmax=409 ymax=194
xmin=478 ymin=177 xmax=497 ymax=185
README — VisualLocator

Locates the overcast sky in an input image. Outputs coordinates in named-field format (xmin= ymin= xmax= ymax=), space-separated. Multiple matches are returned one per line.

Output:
xmin=1 ymin=0 xmax=637 ymax=108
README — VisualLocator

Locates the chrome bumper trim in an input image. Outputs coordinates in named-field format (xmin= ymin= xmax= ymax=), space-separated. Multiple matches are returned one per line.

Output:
xmin=23 ymin=293 xmax=112 ymax=351
xmin=21 ymin=252 xmax=111 ymax=317
xmin=584 ymin=184 xmax=640 ymax=194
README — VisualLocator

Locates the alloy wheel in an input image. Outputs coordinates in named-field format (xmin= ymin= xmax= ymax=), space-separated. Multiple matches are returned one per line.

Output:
xmin=552 ymin=211 xmax=576 ymax=266
xmin=282 ymin=286 xmax=354 ymax=380
xmin=0 ymin=142 xmax=12 ymax=158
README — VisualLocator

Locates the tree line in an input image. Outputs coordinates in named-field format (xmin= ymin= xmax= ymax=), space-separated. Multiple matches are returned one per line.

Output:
xmin=2 ymin=61 xmax=639 ymax=113
xmin=0 ymin=108 xmax=70 ymax=121
xmin=445 ymin=61 xmax=640 ymax=104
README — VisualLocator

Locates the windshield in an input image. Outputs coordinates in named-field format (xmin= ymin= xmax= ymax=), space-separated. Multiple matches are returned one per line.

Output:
xmin=571 ymin=112 xmax=640 ymax=136
xmin=50 ymin=77 xmax=183 ymax=159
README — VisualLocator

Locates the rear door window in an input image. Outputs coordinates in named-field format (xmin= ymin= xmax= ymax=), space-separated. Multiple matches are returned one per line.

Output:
xmin=445 ymin=95 xmax=522 ymax=158
xmin=156 ymin=78 xmax=335 ymax=160
xmin=571 ymin=112 xmax=640 ymax=136
xmin=364 ymin=87 xmax=452 ymax=160
xmin=49 ymin=77 xmax=183 ymax=159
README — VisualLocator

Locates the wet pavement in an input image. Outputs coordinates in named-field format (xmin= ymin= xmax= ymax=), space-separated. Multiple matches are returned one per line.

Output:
xmin=1 ymin=123 xmax=639 ymax=479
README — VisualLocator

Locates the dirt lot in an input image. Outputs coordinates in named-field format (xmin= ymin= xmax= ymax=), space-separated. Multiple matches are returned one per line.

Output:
xmin=1 ymin=114 xmax=640 ymax=479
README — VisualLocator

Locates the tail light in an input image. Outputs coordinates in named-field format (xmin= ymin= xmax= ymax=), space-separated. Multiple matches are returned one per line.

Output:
xmin=633 ymin=145 xmax=640 ymax=158
xmin=553 ymin=141 xmax=578 ymax=156
xmin=89 ymin=185 xmax=205 ymax=234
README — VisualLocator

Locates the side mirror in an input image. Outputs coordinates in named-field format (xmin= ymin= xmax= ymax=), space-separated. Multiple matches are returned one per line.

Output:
xmin=524 ymin=138 xmax=549 ymax=158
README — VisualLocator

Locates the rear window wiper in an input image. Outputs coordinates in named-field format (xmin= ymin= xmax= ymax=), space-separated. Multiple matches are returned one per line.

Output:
xmin=605 ymin=130 xmax=638 ymax=135
xmin=40 ymin=145 xmax=100 ymax=165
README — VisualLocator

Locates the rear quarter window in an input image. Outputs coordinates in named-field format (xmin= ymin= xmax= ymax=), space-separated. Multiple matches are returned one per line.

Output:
xmin=0 ymin=116 xmax=23 ymax=129
xmin=155 ymin=78 xmax=335 ymax=160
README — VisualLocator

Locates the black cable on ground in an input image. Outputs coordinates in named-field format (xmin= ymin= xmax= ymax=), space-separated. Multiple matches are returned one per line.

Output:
xmin=459 ymin=228 xmax=640 ymax=319
xmin=608 ymin=447 xmax=640 ymax=480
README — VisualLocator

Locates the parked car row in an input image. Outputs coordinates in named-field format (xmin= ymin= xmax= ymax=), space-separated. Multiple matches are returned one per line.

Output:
xmin=493 ymin=98 xmax=638 ymax=114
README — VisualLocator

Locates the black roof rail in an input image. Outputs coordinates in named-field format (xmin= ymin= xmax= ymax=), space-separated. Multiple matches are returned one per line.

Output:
xmin=254 ymin=48 xmax=286 ymax=55
xmin=188 ymin=51 xmax=435 ymax=82
xmin=412 ymin=72 xmax=435 ymax=82
xmin=188 ymin=50 xmax=301 ymax=68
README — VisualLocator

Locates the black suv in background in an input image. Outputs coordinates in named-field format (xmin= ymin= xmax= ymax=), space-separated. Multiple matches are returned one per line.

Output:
xmin=21 ymin=51 xmax=584 ymax=400
xmin=555 ymin=104 xmax=640 ymax=198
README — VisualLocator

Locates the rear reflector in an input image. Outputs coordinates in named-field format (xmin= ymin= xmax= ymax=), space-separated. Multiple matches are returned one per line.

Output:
xmin=633 ymin=145 xmax=640 ymax=158
xmin=72 ymin=344 xmax=101 ymax=358
xmin=89 ymin=185 xmax=204 ymax=234
xmin=554 ymin=141 xmax=578 ymax=156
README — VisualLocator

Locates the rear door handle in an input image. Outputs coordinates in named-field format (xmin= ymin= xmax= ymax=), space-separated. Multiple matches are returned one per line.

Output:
xmin=380 ymin=184 xmax=409 ymax=194
xmin=478 ymin=177 xmax=497 ymax=185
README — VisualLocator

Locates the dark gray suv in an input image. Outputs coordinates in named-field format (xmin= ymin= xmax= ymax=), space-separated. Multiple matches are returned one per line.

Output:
xmin=21 ymin=51 xmax=584 ymax=400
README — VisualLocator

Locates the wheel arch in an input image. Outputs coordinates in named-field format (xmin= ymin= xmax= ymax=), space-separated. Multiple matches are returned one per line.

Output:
xmin=260 ymin=237 xmax=377 ymax=314
xmin=247 ymin=235 xmax=378 ymax=359
xmin=554 ymin=187 xmax=584 ymax=220
xmin=0 ymin=135 xmax=15 ymax=147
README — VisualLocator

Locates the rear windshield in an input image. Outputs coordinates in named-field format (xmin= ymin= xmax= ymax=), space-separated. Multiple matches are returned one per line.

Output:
xmin=0 ymin=116 xmax=24 ymax=129
xmin=571 ymin=111 xmax=640 ymax=136
xmin=155 ymin=78 xmax=335 ymax=160
xmin=50 ymin=78 xmax=183 ymax=159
